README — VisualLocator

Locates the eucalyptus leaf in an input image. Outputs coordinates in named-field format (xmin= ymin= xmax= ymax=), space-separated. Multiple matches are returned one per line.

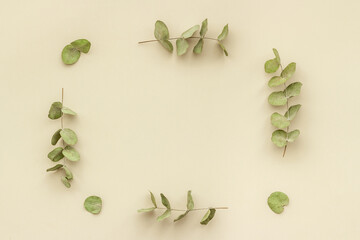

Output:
xmin=160 ymin=193 xmax=171 ymax=209
xmin=62 ymin=146 xmax=80 ymax=162
xmin=265 ymin=59 xmax=279 ymax=73
xmin=51 ymin=129 xmax=62 ymax=145
xmin=62 ymin=45 xmax=80 ymax=65
xmin=60 ymin=128 xmax=78 ymax=145
xmin=285 ymin=82 xmax=302 ymax=98
xmin=268 ymin=91 xmax=287 ymax=106
xmin=287 ymin=129 xmax=300 ymax=142
xmin=281 ymin=62 xmax=296 ymax=80
xmin=48 ymin=102 xmax=63 ymax=120
xmin=271 ymin=113 xmax=290 ymax=129
xmin=70 ymin=39 xmax=91 ymax=53
xmin=63 ymin=165 xmax=73 ymax=180
xmin=271 ymin=130 xmax=287 ymax=147
xmin=268 ymin=191 xmax=289 ymax=214
xmin=174 ymin=210 xmax=190 ymax=222
xmin=268 ymin=76 xmax=287 ymax=87
xmin=150 ymin=191 xmax=157 ymax=208
xmin=84 ymin=196 xmax=102 ymax=214
xmin=200 ymin=208 xmax=216 ymax=225
xmin=159 ymin=40 xmax=173 ymax=52
xmin=181 ymin=25 xmax=199 ymax=39
xmin=219 ymin=42 xmax=228 ymax=56
xmin=200 ymin=19 xmax=208 ymax=37
xmin=61 ymin=107 xmax=77 ymax=115
xmin=187 ymin=190 xmax=194 ymax=210
xmin=46 ymin=164 xmax=63 ymax=172
xmin=154 ymin=20 xmax=170 ymax=40
xmin=48 ymin=147 xmax=64 ymax=162
xmin=138 ymin=207 xmax=156 ymax=213
xmin=285 ymin=104 xmax=301 ymax=120
xmin=61 ymin=176 xmax=71 ymax=188
xmin=273 ymin=48 xmax=280 ymax=64
xmin=157 ymin=209 xmax=171 ymax=221
xmin=193 ymin=39 xmax=204 ymax=54
xmin=217 ymin=24 xmax=228 ymax=41
xmin=176 ymin=38 xmax=189 ymax=56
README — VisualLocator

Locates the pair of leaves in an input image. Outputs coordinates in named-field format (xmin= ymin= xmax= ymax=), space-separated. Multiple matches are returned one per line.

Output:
xmin=176 ymin=25 xmax=200 ymax=55
xmin=157 ymin=193 xmax=172 ymax=221
xmin=173 ymin=190 xmax=194 ymax=222
xmin=48 ymin=102 xmax=77 ymax=120
xmin=268 ymin=82 xmax=303 ymax=106
xmin=154 ymin=21 xmax=173 ymax=52
xmin=84 ymin=196 xmax=102 ymax=214
xmin=268 ymin=62 xmax=297 ymax=87
xmin=268 ymin=192 xmax=289 ymax=214
xmin=51 ymin=128 xmax=78 ymax=146
xmin=270 ymin=104 xmax=301 ymax=128
xmin=217 ymin=24 xmax=229 ymax=56
xmin=48 ymin=145 xmax=80 ymax=162
xmin=271 ymin=129 xmax=300 ymax=147
xmin=200 ymin=208 xmax=216 ymax=225
xmin=47 ymin=164 xmax=73 ymax=188
xmin=62 ymin=39 xmax=91 ymax=65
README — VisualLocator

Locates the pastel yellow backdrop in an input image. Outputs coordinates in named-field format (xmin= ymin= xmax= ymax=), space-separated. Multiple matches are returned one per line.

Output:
xmin=1 ymin=0 xmax=360 ymax=239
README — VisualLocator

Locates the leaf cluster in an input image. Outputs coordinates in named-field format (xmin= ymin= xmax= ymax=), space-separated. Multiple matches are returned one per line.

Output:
xmin=62 ymin=39 xmax=91 ymax=65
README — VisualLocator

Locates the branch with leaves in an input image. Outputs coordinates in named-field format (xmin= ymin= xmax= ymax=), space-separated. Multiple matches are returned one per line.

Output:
xmin=138 ymin=191 xmax=228 ymax=225
xmin=139 ymin=19 xmax=229 ymax=56
xmin=265 ymin=49 xmax=302 ymax=157
xmin=46 ymin=88 xmax=79 ymax=188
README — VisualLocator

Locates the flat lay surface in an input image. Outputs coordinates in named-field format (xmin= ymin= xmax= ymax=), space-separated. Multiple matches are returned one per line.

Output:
xmin=1 ymin=0 xmax=360 ymax=239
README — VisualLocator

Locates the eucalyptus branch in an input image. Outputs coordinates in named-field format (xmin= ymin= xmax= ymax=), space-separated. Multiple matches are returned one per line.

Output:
xmin=139 ymin=19 xmax=229 ymax=56
xmin=138 ymin=191 xmax=228 ymax=225
xmin=46 ymin=88 xmax=80 ymax=188
xmin=265 ymin=49 xmax=303 ymax=157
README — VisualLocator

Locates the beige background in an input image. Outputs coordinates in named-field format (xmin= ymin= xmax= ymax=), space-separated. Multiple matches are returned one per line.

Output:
xmin=1 ymin=0 xmax=360 ymax=239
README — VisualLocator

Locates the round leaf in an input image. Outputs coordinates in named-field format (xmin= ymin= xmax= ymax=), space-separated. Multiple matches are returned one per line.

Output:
xmin=70 ymin=39 xmax=91 ymax=53
xmin=187 ymin=190 xmax=194 ymax=210
xmin=268 ymin=91 xmax=287 ymax=106
xmin=61 ymin=107 xmax=77 ymax=115
xmin=48 ymin=147 xmax=64 ymax=162
xmin=265 ymin=58 xmax=279 ymax=73
xmin=287 ymin=129 xmax=300 ymax=143
xmin=51 ymin=129 xmax=62 ymax=145
xmin=62 ymin=45 xmax=80 ymax=65
xmin=273 ymin=48 xmax=280 ymax=64
xmin=46 ymin=164 xmax=63 ymax=172
xmin=285 ymin=104 xmax=301 ymax=120
xmin=60 ymin=128 xmax=78 ymax=145
xmin=268 ymin=76 xmax=287 ymax=87
xmin=61 ymin=176 xmax=71 ymax=188
xmin=271 ymin=113 xmax=290 ymax=129
xmin=154 ymin=20 xmax=169 ymax=40
xmin=176 ymin=38 xmax=189 ymax=56
xmin=281 ymin=62 xmax=296 ymax=80
xmin=268 ymin=192 xmax=289 ymax=214
xmin=48 ymin=102 xmax=63 ymax=120
xmin=181 ymin=25 xmax=200 ymax=39
xmin=159 ymin=40 xmax=173 ymax=52
xmin=62 ymin=146 xmax=80 ymax=161
xmin=217 ymin=24 xmax=228 ymax=41
xmin=200 ymin=208 xmax=216 ymax=225
xmin=285 ymin=82 xmax=302 ymax=98
xmin=84 ymin=196 xmax=102 ymax=214
xmin=271 ymin=130 xmax=287 ymax=147
xmin=200 ymin=19 xmax=208 ymax=37
xmin=193 ymin=39 xmax=204 ymax=54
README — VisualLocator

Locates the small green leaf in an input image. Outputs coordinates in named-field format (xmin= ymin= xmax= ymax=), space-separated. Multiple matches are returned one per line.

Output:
xmin=174 ymin=210 xmax=190 ymax=222
xmin=51 ymin=129 xmax=62 ymax=145
xmin=160 ymin=193 xmax=171 ymax=209
xmin=265 ymin=59 xmax=279 ymax=73
xmin=150 ymin=191 xmax=157 ymax=208
xmin=61 ymin=107 xmax=77 ymax=115
xmin=63 ymin=165 xmax=73 ymax=180
xmin=200 ymin=208 xmax=216 ymax=225
xmin=60 ymin=128 xmax=78 ymax=145
xmin=271 ymin=130 xmax=287 ymax=147
xmin=273 ymin=48 xmax=280 ymax=64
xmin=187 ymin=190 xmax=194 ymax=210
xmin=268 ymin=91 xmax=287 ymax=106
xmin=48 ymin=147 xmax=64 ymax=162
xmin=157 ymin=209 xmax=171 ymax=222
xmin=84 ymin=196 xmax=102 ymax=214
xmin=193 ymin=39 xmax=204 ymax=54
xmin=281 ymin=62 xmax=296 ymax=80
xmin=176 ymin=38 xmax=189 ymax=56
xmin=200 ymin=19 xmax=208 ymax=37
xmin=268 ymin=76 xmax=287 ymax=87
xmin=154 ymin=20 xmax=170 ymax=40
xmin=61 ymin=176 xmax=71 ymax=188
xmin=138 ymin=207 xmax=156 ymax=213
xmin=287 ymin=129 xmax=300 ymax=143
xmin=217 ymin=24 xmax=228 ymax=41
xmin=285 ymin=82 xmax=302 ymax=98
xmin=181 ymin=25 xmax=200 ymax=39
xmin=159 ymin=40 xmax=173 ymax=53
xmin=285 ymin=104 xmax=301 ymax=120
xmin=48 ymin=102 xmax=63 ymax=120
xmin=46 ymin=164 xmax=63 ymax=172
xmin=70 ymin=39 xmax=91 ymax=53
xmin=268 ymin=191 xmax=289 ymax=214
xmin=219 ymin=42 xmax=228 ymax=56
xmin=62 ymin=146 xmax=80 ymax=162
xmin=271 ymin=113 xmax=290 ymax=129
xmin=62 ymin=45 xmax=81 ymax=65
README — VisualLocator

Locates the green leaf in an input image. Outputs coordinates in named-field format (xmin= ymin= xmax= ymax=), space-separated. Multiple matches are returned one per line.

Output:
xmin=268 ymin=76 xmax=287 ymax=87
xmin=265 ymin=59 xmax=279 ymax=73
xmin=61 ymin=176 xmax=71 ymax=188
xmin=159 ymin=40 xmax=173 ymax=53
xmin=60 ymin=128 xmax=78 ymax=145
xmin=157 ymin=209 xmax=171 ymax=222
xmin=62 ymin=146 xmax=80 ymax=162
xmin=46 ymin=164 xmax=63 ymax=172
xmin=48 ymin=102 xmax=63 ymax=120
xmin=200 ymin=19 xmax=208 ymax=37
xmin=51 ymin=129 xmax=62 ymax=145
xmin=271 ymin=130 xmax=287 ymax=147
xmin=62 ymin=45 xmax=80 ymax=65
xmin=48 ymin=147 xmax=64 ymax=162
xmin=176 ymin=38 xmax=189 ymax=56
xmin=284 ymin=104 xmax=301 ymax=120
xmin=219 ymin=42 xmax=228 ymax=56
xmin=268 ymin=191 xmax=289 ymax=214
xmin=63 ymin=166 xmax=73 ymax=180
xmin=154 ymin=20 xmax=170 ymax=40
xmin=160 ymin=193 xmax=171 ymax=209
xmin=187 ymin=190 xmax=194 ymax=210
xmin=268 ymin=91 xmax=287 ymax=106
xmin=84 ymin=196 xmax=102 ymax=214
xmin=138 ymin=207 xmax=156 ymax=213
xmin=193 ymin=39 xmax=204 ymax=54
xmin=150 ymin=191 xmax=157 ymax=208
xmin=217 ymin=24 xmax=228 ymax=41
xmin=287 ymin=129 xmax=300 ymax=143
xmin=70 ymin=39 xmax=91 ymax=53
xmin=174 ymin=210 xmax=190 ymax=222
xmin=281 ymin=62 xmax=296 ymax=80
xmin=61 ymin=107 xmax=77 ymax=115
xmin=285 ymin=82 xmax=302 ymax=98
xmin=271 ymin=113 xmax=290 ymax=129
xmin=200 ymin=208 xmax=216 ymax=225
xmin=181 ymin=25 xmax=200 ymax=39
xmin=273 ymin=48 xmax=280 ymax=64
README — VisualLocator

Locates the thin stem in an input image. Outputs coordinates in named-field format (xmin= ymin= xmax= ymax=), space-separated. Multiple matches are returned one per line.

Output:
xmin=138 ymin=36 xmax=218 ymax=44
xmin=281 ymin=64 xmax=289 ymax=158
xmin=61 ymin=88 xmax=67 ymax=166
xmin=156 ymin=207 xmax=228 ymax=212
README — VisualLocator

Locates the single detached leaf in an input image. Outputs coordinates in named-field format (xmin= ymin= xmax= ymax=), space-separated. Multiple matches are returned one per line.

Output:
xmin=159 ymin=40 xmax=173 ymax=52
xmin=154 ymin=20 xmax=170 ymax=40
xmin=138 ymin=207 xmax=156 ymax=213
xmin=46 ymin=164 xmax=63 ymax=172
xmin=48 ymin=147 xmax=64 ymax=162
xmin=62 ymin=146 xmax=80 ymax=162
xmin=285 ymin=82 xmax=302 ymax=98
xmin=271 ymin=130 xmax=287 ymax=147
xmin=60 ymin=128 xmax=78 ymax=145
xmin=200 ymin=208 xmax=216 ymax=225
xmin=62 ymin=45 xmax=80 ymax=65
xmin=63 ymin=165 xmax=73 ymax=180
xmin=268 ymin=191 xmax=289 ymax=214
xmin=200 ymin=19 xmax=208 ymax=37
xmin=84 ymin=196 xmax=102 ymax=214
xmin=268 ymin=91 xmax=287 ymax=106
xmin=273 ymin=48 xmax=280 ymax=64
xmin=61 ymin=176 xmax=71 ymax=188
xmin=219 ymin=42 xmax=228 ymax=56
xmin=70 ymin=39 xmax=91 ymax=53
xmin=217 ymin=24 xmax=228 ymax=41
xmin=268 ymin=76 xmax=287 ymax=87
xmin=281 ymin=62 xmax=296 ymax=80
xmin=174 ymin=210 xmax=190 ymax=222
xmin=265 ymin=58 xmax=279 ymax=73
xmin=150 ymin=191 xmax=157 ymax=208
xmin=157 ymin=209 xmax=171 ymax=222
xmin=287 ymin=129 xmax=300 ymax=143
xmin=181 ymin=25 xmax=200 ymax=39
xmin=285 ymin=104 xmax=302 ymax=120
xmin=61 ymin=107 xmax=77 ymax=115
xmin=176 ymin=38 xmax=189 ymax=56
xmin=160 ymin=193 xmax=171 ymax=209
xmin=187 ymin=190 xmax=194 ymax=210
xmin=48 ymin=102 xmax=63 ymax=120
xmin=271 ymin=113 xmax=290 ymax=129
xmin=193 ymin=38 xmax=204 ymax=54
xmin=51 ymin=129 xmax=62 ymax=145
